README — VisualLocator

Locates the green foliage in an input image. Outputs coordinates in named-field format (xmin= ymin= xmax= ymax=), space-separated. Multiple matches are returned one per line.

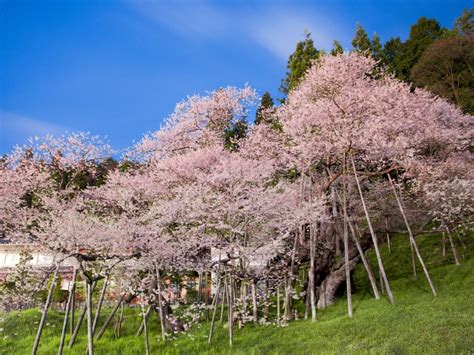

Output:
xmin=454 ymin=8 xmax=473 ymax=36
xmin=330 ymin=40 xmax=344 ymax=56
xmin=0 ymin=252 xmax=39 ymax=311
xmin=370 ymin=33 xmax=383 ymax=61
xmin=280 ymin=32 xmax=320 ymax=96
xmin=255 ymin=92 xmax=274 ymax=125
xmin=385 ymin=17 xmax=444 ymax=81
xmin=39 ymin=273 xmax=67 ymax=304
xmin=411 ymin=35 xmax=474 ymax=114
xmin=224 ymin=119 xmax=248 ymax=152
xmin=352 ymin=23 xmax=371 ymax=53
xmin=382 ymin=37 xmax=405 ymax=74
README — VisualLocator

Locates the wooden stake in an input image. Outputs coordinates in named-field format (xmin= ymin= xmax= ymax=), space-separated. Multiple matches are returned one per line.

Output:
xmin=140 ymin=301 xmax=150 ymax=355
xmin=309 ymin=224 xmax=317 ymax=321
xmin=220 ymin=277 xmax=227 ymax=325
xmin=251 ymin=279 xmax=258 ymax=324
xmin=92 ymin=274 xmax=110 ymax=335
xmin=227 ymin=273 xmax=233 ymax=347
xmin=70 ymin=269 xmax=76 ymax=338
xmin=276 ymin=281 xmax=281 ymax=326
xmin=136 ymin=305 xmax=152 ymax=337
xmin=69 ymin=281 xmax=97 ymax=347
xmin=349 ymin=222 xmax=380 ymax=299
xmin=32 ymin=264 xmax=60 ymax=355
xmin=85 ymin=282 xmax=94 ymax=355
xmin=351 ymin=155 xmax=395 ymax=305
xmin=342 ymin=153 xmax=353 ymax=318
xmin=96 ymin=293 xmax=125 ymax=340
xmin=155 ymin=266 xmax=167 ymax=341
xmin=445 ymin=227 xmax=461 ymax=266
xmin=208 ymin=274 xmax=222 ymax=344
xmin=388 ymin=174 xmax=437 ymax=295
xmin=58 ymin=268 xmax=77 ymax=355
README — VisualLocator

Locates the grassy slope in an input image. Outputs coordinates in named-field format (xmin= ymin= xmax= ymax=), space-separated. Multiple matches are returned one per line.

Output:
xmin=1 ymin=232 xmax=473 ymax=354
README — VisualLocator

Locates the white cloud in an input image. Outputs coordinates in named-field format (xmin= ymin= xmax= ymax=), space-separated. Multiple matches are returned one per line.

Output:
xmin=0 ymin=110 xmax=68 ymax=140
xmin=126 ymin=1 xmax=342 ymax=60
xmin=130 ymin=0 xmax=234 ymax=39
xmin=248 ymin=9 xmax=333 ymax=60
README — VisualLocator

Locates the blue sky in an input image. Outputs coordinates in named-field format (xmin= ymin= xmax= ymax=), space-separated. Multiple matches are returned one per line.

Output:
xmin=0 ymin=0 xmax=470 ymax=155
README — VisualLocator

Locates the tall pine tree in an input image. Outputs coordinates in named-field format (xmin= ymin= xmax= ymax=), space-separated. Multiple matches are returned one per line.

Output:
xmin=371 ymin=33 xmax=383 ymax=61
xmin=395 ymin=17 xmax=443 ymax=81
xmin=256 ymin=92 xmax=275 ymax=125
xmin=352 ymin=23 xmax=371 ymax=53
xmin=280 ymin=32 xmax=320 ymax=96
xmin=330 ymin=40 xmax=344 ymax=56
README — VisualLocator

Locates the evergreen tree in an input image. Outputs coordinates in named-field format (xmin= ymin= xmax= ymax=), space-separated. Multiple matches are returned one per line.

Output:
xmin=224 ymin=119 xmax=248 ymax=152
xmin=396 ymin=17 xmax=444 ymax=81
xmin=280 ymin=32 xmax=320 ymax=96
xmin=330 ymin=40 xmax=344 ymax=56
xmin=352 ymin=23 xmax=371 ymax=53
xmin=256 ymin=92 xmax=275 ymax=125
xmin=371 ymin=33 xmax=383 ymax=61
xmin=382 ymin=37 xmax=405 ymax=73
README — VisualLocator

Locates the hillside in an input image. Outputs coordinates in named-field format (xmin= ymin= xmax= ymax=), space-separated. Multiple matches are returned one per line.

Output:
xmin=1 ymin=232 xmax=473 ymax=354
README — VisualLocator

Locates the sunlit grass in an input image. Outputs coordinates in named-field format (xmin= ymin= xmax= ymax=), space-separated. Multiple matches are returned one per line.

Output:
xmin=1 ymin=232 xmax=473 ymax=354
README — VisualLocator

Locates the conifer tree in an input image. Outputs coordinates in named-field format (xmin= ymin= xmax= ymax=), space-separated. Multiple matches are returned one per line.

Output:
xmin=352 ymin=23 xmax=371 ymax=53
xmin=256 ymin=92 xmax=275 ymax=125
xmin=330 ymin=40 xmax=344 ymax=56
xmin=280 ymin=32 xmax=320 ymax=96
xmin=371 ymin=33 xmax=383 ymax=61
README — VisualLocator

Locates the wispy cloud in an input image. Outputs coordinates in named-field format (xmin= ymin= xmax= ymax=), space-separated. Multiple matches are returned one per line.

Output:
xmin=126 ymin=0 xmax=343 ymax=60
xmin=130 ymin=0 xmax=234 ymax=39
xmin=0 ymin=110 xmax=69 ymax=141
xmin=248 ymin=8 xmax=337 ymax=60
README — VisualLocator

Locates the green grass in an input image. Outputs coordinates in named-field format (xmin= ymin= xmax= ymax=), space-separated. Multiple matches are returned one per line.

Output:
xmin=1 ymin=232 xmax=473 ymax=354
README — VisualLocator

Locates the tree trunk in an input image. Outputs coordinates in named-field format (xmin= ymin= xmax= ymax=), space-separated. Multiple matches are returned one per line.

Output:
xmin=58 ymin=268 xmax=77 ymax=355
xmin=32 ymin=264 xmax=60 ymax=355
xmin=304 ymin=277 xmax=310 ymax=320
xmin=331 ymin=186 xmax=341 ymax=257
xmin=317 ymin=256 xmax=359 ymax=309
xmin=351 ymin=155 xmax=395 ymax=305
